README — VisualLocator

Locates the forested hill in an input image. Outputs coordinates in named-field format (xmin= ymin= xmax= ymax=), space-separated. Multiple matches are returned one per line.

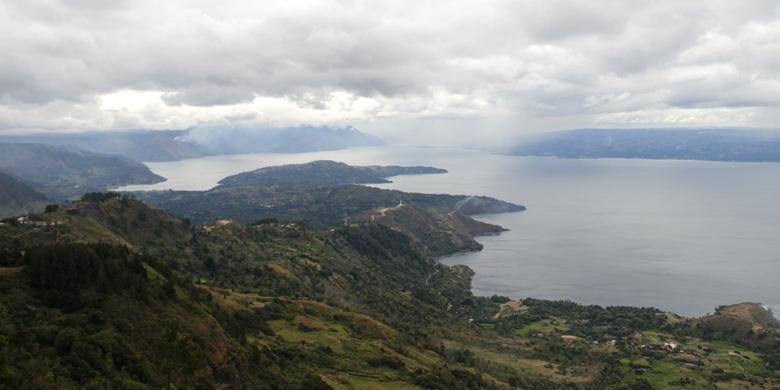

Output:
xmin=512 ymin=128 xmax=780 ymax=162
xmin=218 ymin=160 xmax=447 ymax=187
xmin=0 ymin=172 xmax=47 ymax=218
xmin=0 ymin=143 xmax=164 ymax=201
xmin=0 ymin=195 xmax=777 ymax=388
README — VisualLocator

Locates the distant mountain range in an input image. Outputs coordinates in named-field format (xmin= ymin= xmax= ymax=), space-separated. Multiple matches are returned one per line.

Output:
xmin=0 ymin=172 xmax=47 ymax=218
xmin=0 ymin=143 xmax=165 ymax=201
xmin=0 ymin=126 xmax=384 ymax=162
xmin=512 ymin=128 xmax=780 ymax=162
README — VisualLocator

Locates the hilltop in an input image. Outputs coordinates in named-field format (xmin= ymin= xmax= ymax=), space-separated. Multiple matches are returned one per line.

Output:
xmin=0 ymin=172 xmax=47 ymax=218
xmin=0 ymin=196 xmax=777 ymax=388
xmin=0 ymin=143 xmax=165 ymax=200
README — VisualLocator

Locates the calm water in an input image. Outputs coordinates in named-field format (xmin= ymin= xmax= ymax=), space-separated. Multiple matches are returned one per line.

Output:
xmin=120 ymin=146 xmax=780 ymax=316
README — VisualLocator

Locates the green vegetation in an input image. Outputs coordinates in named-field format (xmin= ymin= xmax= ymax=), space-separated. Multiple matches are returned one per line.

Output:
xmin=356 ymin=203 xmax=506 ymax=257
xmin=0 ymin=142 xmax=164 ymax=201
xmin=0 ymin=195 xmax=776 ymax=388
xmin=0 ymin=172 xmax=47 ymax=218
xmin=218 ymin=160 xmax=447 ymax=187
xmin=133 ymin=161 xmax=523 ymax=226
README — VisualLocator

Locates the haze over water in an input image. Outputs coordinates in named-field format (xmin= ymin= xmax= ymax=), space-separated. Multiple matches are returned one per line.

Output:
xmin=121 ymin=146 xmax=780 ymax=317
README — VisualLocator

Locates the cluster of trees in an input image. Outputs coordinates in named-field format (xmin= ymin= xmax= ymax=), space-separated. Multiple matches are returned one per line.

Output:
xmin=25 ymin=243 xmax=148 ymax=309
xmin=80 ymin=192 xmax=124 ymax=203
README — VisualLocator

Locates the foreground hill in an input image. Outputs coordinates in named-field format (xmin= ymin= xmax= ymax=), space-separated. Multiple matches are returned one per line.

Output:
xmin=0 ymin=143 xmax=165 ymax=200
xmin=0 ymin=196 xmax=776 ymax=388
xmin=512 ymin=128 xmax=780 ymax=162
xmin=218 ymin=160 xmax=447 ymax=187
xmin=134 ymin=161 xmax=524 ymax=227
xmin=0 ymin=126 xmax=384 ymax=162
xmin=0 ymin=172 xmax=47 ymax=218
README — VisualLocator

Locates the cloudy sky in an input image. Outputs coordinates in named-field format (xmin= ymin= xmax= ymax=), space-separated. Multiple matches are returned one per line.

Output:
xmin=2 ymin=0 xmax=780 ymax=145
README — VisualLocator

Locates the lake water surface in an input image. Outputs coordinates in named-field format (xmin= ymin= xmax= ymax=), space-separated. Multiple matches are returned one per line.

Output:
xmin=120 ymin=146 xmax=780 ymax=316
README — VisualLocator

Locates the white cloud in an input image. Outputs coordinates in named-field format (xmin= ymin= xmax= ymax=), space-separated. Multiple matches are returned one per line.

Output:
xmin=1 ymin=0 xmax=780 ymax=144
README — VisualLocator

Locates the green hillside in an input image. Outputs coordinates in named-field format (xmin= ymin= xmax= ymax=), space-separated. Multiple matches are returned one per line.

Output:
xmin=0 ymin=143 xmax=165 ymax=200
xmin=134 ymin=161 xmax=523 ymax=226
xmin=219 ymin=160 xmax=447 ymax=187
xmin=0 ymin=172 xmax=47 ymax=218
xmin=0 ymin=196 xmax=777 ymax=388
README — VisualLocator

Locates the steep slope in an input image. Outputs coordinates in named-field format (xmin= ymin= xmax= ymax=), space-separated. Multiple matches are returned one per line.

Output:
xmin=218 ymin=160 xmax=446 ymax=187
xmin=358 ymin=203 xmax=506 ymax=257
xmin=0 ymin=143 xmax=165 ymax=200
xmin=0 ymin=172 xmax=47 ymax=218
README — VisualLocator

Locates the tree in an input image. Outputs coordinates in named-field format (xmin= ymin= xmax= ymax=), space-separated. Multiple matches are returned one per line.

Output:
xmin=0 ymin=304 xmax=9 ymax=382
xmin=157 ymin=320 xmax=202 ymax=387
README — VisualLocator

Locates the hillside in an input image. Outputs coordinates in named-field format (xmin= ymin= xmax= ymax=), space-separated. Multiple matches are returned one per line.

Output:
xmin=0 ymin=172 xmax=47 ymax=218
xmin=135 ymin=184 xmax=524 ymax=228
xmin=0 ymin=197 xmax=777 ymax=388
xmin=134 ymin=161 xmax=523 ymax=228
xmin=357 ymin=203 xmax=506 ymax=257
xmin=218 ymin=160 xmax=446 ymax=187
xmin=0 ymin=126 xmax=384 ymax=162
xmin=0 ymin=143 xmax=165 ymax=200
xmin=512 ymin=128 xmax=780 ymax=162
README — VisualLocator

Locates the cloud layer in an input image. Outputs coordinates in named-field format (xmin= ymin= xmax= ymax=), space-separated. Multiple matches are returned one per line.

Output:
xmin=2 ymin=0 xmax=780 ymax=143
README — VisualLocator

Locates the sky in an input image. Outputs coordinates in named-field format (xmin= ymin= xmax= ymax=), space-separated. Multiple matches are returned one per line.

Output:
xmin=2 ymin=0 xmax=780 ymax=145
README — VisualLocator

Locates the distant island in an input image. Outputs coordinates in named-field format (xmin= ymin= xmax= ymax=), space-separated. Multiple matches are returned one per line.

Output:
xmin=218 ymin=160 xmax=448 ymax=187
xmin=512 ymin=128 xmax=780 ymax=162
xmin=0 ymin=126 xmax=384 ymax=162
xmin=131 ymin=161 xmax=525 ymax=245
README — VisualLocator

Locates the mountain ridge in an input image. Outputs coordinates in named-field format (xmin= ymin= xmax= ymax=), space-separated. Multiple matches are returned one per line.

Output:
xmin=0 ymin=143 xmax=165 ymax=201
xmin=0 ymin=126 xmax=384 ymax=162
xmin=512 ymin=128 xmax=780 ymax=162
